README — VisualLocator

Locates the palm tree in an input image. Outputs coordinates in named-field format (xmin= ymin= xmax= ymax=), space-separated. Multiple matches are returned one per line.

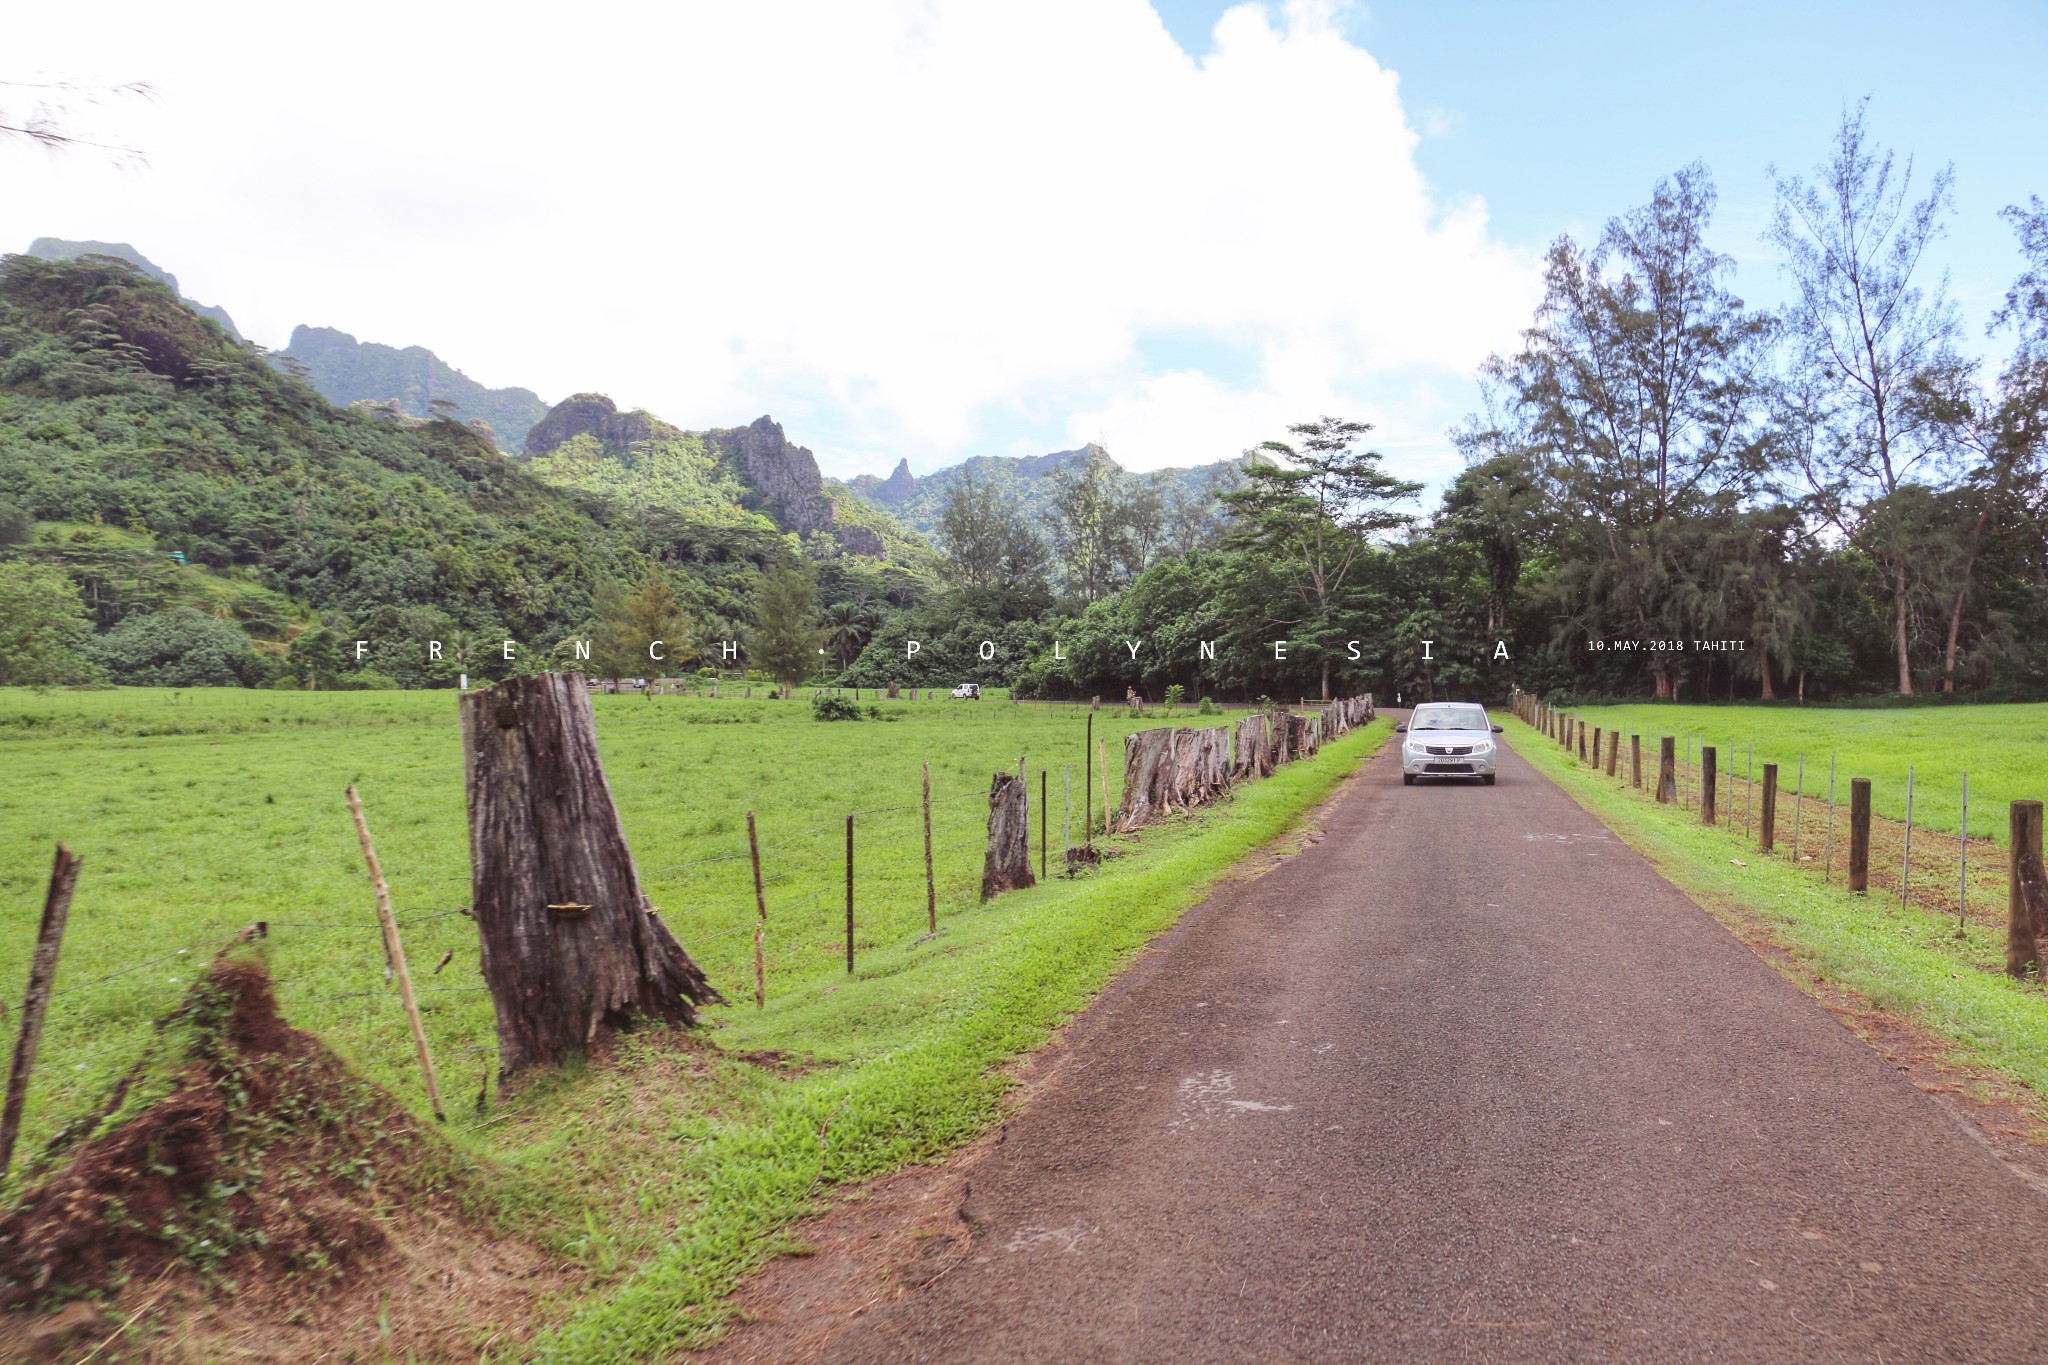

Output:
xmin=824 ymin=597 xmax=880 ymax=671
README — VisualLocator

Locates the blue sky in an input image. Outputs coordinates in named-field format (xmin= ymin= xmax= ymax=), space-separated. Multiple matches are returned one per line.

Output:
xmin=1157 ymin=0 xmax=2045 ymax=325
xmin=5 ymin=1 xmax=2041 ymax=496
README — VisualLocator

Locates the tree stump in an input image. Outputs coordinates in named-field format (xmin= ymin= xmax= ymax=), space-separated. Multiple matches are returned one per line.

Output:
xmin=461 ymin=674 xmax=721 ymax=1077
xmin=1233 ymin=713 xmax=1281 ymax=780
xmin=1118 ymin=727 xmax=1232 ymax=832
xmin=982 ymin=771 xmax=1035 ymax=899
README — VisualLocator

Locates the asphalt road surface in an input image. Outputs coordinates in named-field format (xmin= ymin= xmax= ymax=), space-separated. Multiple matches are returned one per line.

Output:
xmin=826 ymin=723 xmax=2048 ymax=1363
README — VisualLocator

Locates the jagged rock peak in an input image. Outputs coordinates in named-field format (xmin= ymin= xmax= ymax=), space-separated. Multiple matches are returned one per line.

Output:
xmin=523 ymin=392 xmax=677 ymax=457
xmin=704 ymin=415 xmax=837 ymax=538
xmin=877 ymin=458 xmax=917 ymax=504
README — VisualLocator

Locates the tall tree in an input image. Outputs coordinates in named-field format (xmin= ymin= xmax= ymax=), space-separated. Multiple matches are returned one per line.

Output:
xmin=1048 ymin=448 xmax=1132 ymax=603
xmin=1468 ymin=163 xmax=1775 ymax=697
xmin=1221 ymin=417 xmax=1421 ymax=700
xmin=750 ymin=562 xmax=827 ymax=698
xmin=1765 ymin=100 xmax=1960 ymax=694
xmin=590 ymin=566 xmax=693 ymax=689
xmin=936 ymin=474 xmax=1049 ymax=613
xmin=1919 ymin=196 xmax=2048 ymax=691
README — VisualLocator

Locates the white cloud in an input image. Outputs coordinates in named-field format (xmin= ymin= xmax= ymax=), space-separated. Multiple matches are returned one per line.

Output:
xmin=1 ymin=0 xmax=1537 ymax=482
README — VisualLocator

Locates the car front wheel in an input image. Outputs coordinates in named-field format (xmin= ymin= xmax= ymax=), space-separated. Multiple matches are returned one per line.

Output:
xmin=1482 ymin=774 xmax=1496 ymax=786
xmin=1402 ymin=773 xmax=1416 ymax=786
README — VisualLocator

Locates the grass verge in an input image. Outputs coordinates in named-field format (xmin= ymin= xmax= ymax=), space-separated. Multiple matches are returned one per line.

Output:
xmin=1508 ymin=719 xmax=2048 ymax=1108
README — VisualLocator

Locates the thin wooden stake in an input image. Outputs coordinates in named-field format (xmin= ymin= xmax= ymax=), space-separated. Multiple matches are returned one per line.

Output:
xmin=1823 ymin=756 xmax=1837 ymax=884
xmin=1041 ymin=768 xmax=1048 ymax=883
xmin=1901 ymin=765 xmax=1915 ymax=908
xmin=1959 ymin=772 xmax=1969 ymax=933
xmin=748 ymin=811 xmax=766 ymax=1010
xmin=1099 ymin=738 xmax=1110 ymax=841
xmin=845 ymin=814 xmax=856 ymax=974
xmin=348 ymin=786 xmax=445 ymax=1123
xmin=1 ymin=844 xmax=81 ymax=1180
xmin=1084 ymin=713 xmax=1094 ymax=852
xmin=1792 ymin=754 xmax=1805 ymax=861
xmin=922 ymin=763 xmax=936 ymax=934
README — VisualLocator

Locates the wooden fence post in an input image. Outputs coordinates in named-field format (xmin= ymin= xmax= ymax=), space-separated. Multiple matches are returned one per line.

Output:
xmin=922 ymin=763 xmax=936 ymax=934
xmin=1631 ymin=733 xmax=1642 ymax=788
xmin=348 ymin=786 xmax=445 ymax=1122
xmin=1041 ymin=768 xmax=1048 ymax=883
xmin=1657 ymin=736 xmax=1676 ymax=803
xmin=1701 ymin=747 xmax=1718 ymax=825
xmin=748 ymin=811 xmax=767 ymax=1009
xmin=1 ymin=844 xmax=81 ymax=1180
xmin=1606 ymin=732 xmax=1618 ymax=778
xmin=1759 ymin=764 xmax=1778 ymax=853
xmin=845 ymin=814 xmax=855 ymax=972
xmin=1848 ymin=779 xmax=1872 ymax=894
xmin=2007 ymin=801 xmax=2045 ymax=979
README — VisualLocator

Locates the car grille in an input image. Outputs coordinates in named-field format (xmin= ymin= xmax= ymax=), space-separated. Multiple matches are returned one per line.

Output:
xmin=1423 ymin=762 xmax=1473 ymax=774
xmin=1424 ymin=745 xmax=1473 ymax=756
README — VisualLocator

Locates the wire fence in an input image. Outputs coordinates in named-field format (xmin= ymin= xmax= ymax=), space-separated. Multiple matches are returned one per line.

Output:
xmin=3 ymin=698 xmax=1380 ymax=1185
xmin=1515 ymin=699 xmax=2038 ymax=938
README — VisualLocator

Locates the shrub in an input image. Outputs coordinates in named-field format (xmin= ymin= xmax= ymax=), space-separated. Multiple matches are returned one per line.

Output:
xmin=813 ymin=695 xmax=863 ymax=722
xmin=84 ymin=609 xmax=262 ymax=687
xmin=1197 ymin=697 xmax=1219 ymax=716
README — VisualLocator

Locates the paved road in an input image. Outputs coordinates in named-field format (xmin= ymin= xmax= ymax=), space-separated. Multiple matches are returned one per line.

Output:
xmin=827 ymin=724 xmax=2048 ymax=1363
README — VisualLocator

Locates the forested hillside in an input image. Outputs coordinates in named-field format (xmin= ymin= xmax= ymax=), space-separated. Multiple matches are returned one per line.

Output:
xmin=0 ymin=254 xmax=931 ymax=691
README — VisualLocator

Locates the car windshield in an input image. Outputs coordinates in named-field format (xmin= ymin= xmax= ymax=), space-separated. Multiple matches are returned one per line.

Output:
xmin=1410 ymin=706 xmax=1488 ymax=731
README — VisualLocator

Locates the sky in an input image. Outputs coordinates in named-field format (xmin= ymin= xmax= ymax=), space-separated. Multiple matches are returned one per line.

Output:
xmin=4 ymin=1 xmax=2042 ymax=496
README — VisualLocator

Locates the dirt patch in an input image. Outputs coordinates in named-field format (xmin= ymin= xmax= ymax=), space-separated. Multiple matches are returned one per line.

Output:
xmin=0 ymin=954 xmax=580 ymax=1363
xmin=682 ymin=1133 xmax=995 ymax=1364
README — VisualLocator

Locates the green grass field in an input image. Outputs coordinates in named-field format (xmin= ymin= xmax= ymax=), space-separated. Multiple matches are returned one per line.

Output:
xmin=0 ymin=684 xmax=1380 ymax=1357
xmin=1553 ymin=702 xmax=2048 ymax=842
xmin=0 ymin=687 xmax=1245 ymax=1163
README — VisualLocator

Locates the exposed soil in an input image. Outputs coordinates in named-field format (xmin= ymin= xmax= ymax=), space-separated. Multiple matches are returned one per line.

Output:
xmin=0 ymin=955 xmax=579 ymax=1363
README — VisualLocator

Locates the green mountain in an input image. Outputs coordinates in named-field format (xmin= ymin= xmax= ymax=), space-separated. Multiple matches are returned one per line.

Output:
xmin=0 ymin=253 xmax=934 ymax=689
xmin=279 ymin=325 xmax=552 ymax=453
xmin=843 ymin=444 xmax=1248 ymax=544
xmin=26 ymin=238 xmax=243 ymax=340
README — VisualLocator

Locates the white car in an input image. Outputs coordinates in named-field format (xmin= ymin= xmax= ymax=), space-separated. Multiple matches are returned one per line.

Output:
xmin=1396 ymin=703 xmax=1502 ymax=786
xmin=950 ymin=683 xmax=981 ymax=700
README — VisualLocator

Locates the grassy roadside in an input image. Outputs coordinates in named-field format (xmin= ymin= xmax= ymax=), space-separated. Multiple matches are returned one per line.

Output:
xmin=502 ymin=718 xmax=1389 ymax=1361
xmin=1507 ymin=718 xmax=2048 ymax=1106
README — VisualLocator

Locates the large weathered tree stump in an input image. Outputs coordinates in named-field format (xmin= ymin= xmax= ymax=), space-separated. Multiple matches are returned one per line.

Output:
xmin=982 ymin=771 xmax=1035 ymax=899
xmin=461 ymin=674 xmax=721 ymax=1077
xmin=1118 ymin=727 xmax=1232 ymax=832
xmin=1232 ymin=713 xmax=1279 ymax=780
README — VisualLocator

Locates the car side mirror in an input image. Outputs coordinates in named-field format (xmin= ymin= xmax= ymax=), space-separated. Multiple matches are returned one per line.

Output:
xmin=1491 ymin=725 xmax=1503 ymax=733
xmin=1393 ymin=722 xmax=1407 ymax=732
